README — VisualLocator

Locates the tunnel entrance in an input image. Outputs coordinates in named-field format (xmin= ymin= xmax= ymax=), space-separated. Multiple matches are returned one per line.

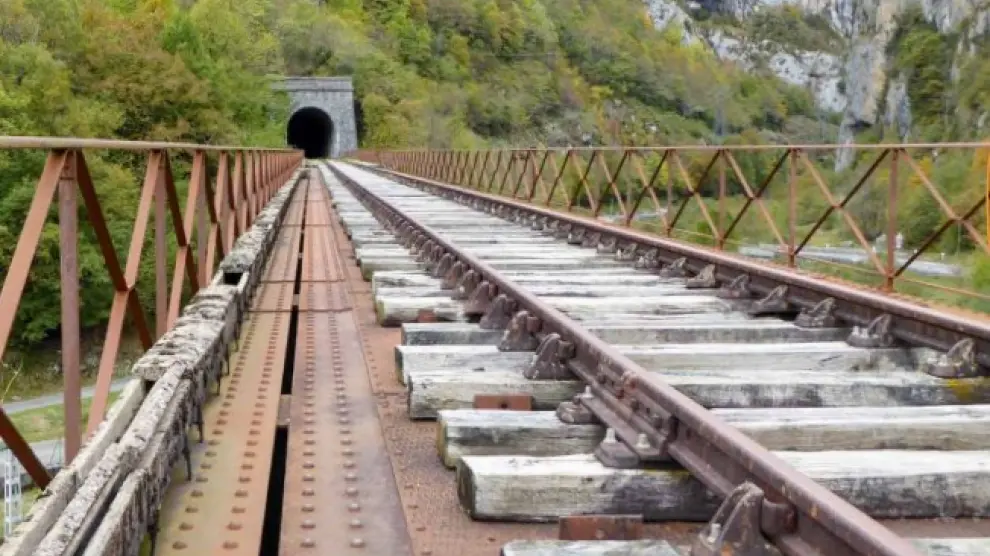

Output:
xmin=286 ymin=107 xmax=334 ymax=159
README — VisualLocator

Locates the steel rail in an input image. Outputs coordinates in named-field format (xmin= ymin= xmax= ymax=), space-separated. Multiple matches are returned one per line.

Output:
xmin=328 ymin=162 xmax=923 ymax=556
xmin=364 ymin=164 xmax=990 ymax=373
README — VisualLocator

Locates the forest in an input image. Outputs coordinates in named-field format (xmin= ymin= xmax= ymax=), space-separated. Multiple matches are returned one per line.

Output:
xmin=0 ymin=0 xmax=987 ymax=392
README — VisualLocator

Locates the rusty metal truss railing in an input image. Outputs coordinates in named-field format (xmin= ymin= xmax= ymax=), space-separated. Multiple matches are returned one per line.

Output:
xmin=0 ymin=137 xmax=302 ymax=489
xmin=358 ymin=145 xmax=990 ymax=309
xmin=329 ymin=161 xmax=924 ymax=556
xmin=357 ymin=144 xmax=990 ymax=370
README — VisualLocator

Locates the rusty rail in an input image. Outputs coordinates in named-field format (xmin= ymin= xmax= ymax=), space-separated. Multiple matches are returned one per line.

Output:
xmin=0 ymin=137 xmax=302 ymax=488
xmin=328 ymin=161 xmax=923 ymax=556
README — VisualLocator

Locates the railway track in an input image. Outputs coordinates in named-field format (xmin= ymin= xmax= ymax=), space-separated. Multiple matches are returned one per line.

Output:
xmin=323 ymin=160 xmax=990 ymax=556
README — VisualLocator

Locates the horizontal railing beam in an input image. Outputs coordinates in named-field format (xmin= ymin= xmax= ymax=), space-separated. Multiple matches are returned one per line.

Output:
xmin=0 ymin=136 xmax=299 ymax=152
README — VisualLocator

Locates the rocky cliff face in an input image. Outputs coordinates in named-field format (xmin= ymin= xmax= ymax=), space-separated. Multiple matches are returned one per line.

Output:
xmin=644 ymin=0 xmax=989 ymax=166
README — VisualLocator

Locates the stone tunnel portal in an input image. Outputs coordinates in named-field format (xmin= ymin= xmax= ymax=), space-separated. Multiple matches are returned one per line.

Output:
xmin=287 ymin=107 xmax=334 ymax=159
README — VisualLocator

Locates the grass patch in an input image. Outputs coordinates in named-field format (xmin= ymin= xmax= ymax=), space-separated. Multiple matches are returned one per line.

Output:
xmin=5 ymin=391 xmax=123 ymax=444
xmin=0 ymin=332 xmax=141 ymax=403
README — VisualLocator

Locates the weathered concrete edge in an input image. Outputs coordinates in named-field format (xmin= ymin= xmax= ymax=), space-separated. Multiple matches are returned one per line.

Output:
xmin=0 ymin=167 xmax=304 ymax=556
xmin=0 ymin=378 xmax=145 ymax=556
xmin=80 ymin=380 xmax=193 ymax=556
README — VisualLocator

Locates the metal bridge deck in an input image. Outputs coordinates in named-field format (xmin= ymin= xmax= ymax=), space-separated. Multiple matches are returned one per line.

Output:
xmin=153 ymin=173 xmax=414 ymax=554
xmin=152 ymin=169 xmax=553 ymax=556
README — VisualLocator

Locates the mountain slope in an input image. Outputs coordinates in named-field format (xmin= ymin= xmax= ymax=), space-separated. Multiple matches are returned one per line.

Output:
xmin=642 ymin=0 xmax=990 ymax=157
xmin=287 ymin=0 xmax=822 ymax=147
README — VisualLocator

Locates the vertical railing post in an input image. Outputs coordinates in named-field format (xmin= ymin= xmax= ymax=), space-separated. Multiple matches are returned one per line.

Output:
xmin=985 ymin=148 xmax=989 ymax=247
xmin=231 ymin=152 xmax=244 ymax=244
xmin=717 ymin=150 xmax=726 ymax=250
xmin=885 ymin=149 xmax=899 ymax=292
xmin=787 ymin=149 xmax=798 ymax=267
xmin=59 ymin=150 xmax=81 ymax=463
xmin=155 ymin=151 xmax=168 ymax=338
xmin=197 ymin=154 xmax=209 ymax=287
xmin=665 ymin=154 xmax=673 ymax=237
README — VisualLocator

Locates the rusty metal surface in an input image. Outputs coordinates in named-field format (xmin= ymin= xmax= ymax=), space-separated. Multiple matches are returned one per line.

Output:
xmin=301 ymin=220 xmax=343 ymax=283
xmin=59 ymin=158 xmax=82 ymax=462
xmin=279 ymin=310 xmax=412 ymax=555
xmin=284 ymin=204 xmax=305 ymax=227
xmin=298 ymin=282 xmax=351 ymax=312
xmin=474 ymin=394 xmax=533 ymax=411
xmin=279 ymin=182 xmax=412 ymax=555
xmin=251 ymin=281 xmax=295 ymax=313
xmin=155 ymin=307 xmax=291 ymax=555
xmin=262 ymin=219 xmax=302 ymax=283
xmin=558 ymin=516 xmax=644 ymax=541
xmin=332 ymin=164 xmax=923 ymax=556
xmin=303 ymin=202 xmax=331 ymax=227
xmin=0 ymin=135 xmax=300 ymax=151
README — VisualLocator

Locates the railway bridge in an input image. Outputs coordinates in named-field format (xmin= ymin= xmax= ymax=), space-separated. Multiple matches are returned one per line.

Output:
xmin=0 ymin=134 xmax=989 ymax=556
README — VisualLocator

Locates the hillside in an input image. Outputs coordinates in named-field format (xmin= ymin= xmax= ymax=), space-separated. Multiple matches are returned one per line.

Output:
xmin=645 ymin=0 xmax=990 ymax=151
xmin=286 ymin=0 xmax=824 ymax=148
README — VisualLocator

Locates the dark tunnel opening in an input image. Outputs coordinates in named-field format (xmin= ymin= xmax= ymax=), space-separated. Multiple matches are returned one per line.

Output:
xmin=287 ymin=107 xmax=334 ymax=159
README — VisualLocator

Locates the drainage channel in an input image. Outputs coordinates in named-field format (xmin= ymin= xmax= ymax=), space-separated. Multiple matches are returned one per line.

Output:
xmin=258 ymin=171 xmax=310 ymax=554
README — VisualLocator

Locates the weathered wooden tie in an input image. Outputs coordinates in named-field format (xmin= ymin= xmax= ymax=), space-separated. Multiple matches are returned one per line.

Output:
xmin=457 ymin=452 xmax=990 ymax=521
xmin=406 ymin=368 xmax=990 ymax=419
xmin=437 ymin=406 xmax=990 ymax=467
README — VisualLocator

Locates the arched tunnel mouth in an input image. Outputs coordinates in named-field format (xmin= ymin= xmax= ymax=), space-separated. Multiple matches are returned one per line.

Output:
xmin=287 ymin=107 xmax=334 ymax=159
